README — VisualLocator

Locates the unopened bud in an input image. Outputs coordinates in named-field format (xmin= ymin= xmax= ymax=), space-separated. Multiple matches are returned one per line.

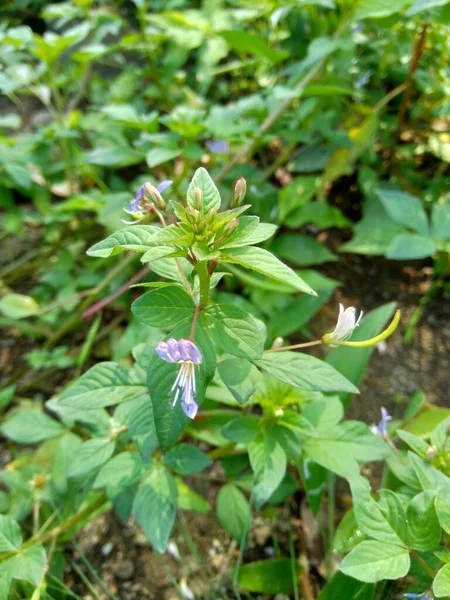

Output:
xmin=272 ymin=336 xmax=284 ymax=349
xmin=143 ymin=182 xmax=166 ymax=210
xmin=223 ymin=218 xmax=239 ymax=237
xmin=185 ymin=207 xmax=199 ymax=224
xmin=426 ymin=445 xmax=438 ymax=461
xmin=30 ymin=474 xmax=50 ymax=489
xmin=232 ymin=177 xmax=247 ymax=207
xmin=205 ymin=207 xmax=218 ymax=225
xmin=193 ymin=187 xmax=203 ymax=211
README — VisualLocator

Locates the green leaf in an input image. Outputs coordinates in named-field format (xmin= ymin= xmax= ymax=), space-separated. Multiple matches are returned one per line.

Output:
xmin=128 ymin=401 xmax=158 ymax=462
xmin=304 ymin=423 xmax=390 ymax=479
xmin=187 ymin=167 xmax=221 ymax=213
xmin=0 ymin=516 xmax=22 ymax=552
xmin=0 ymin=293 xmax=39 ymax=319
xmin=270 ymin=233 xmax=336 ymax=266
xmin=58 ymin=362 xmax=148 ymax=409
xmin=51 ymin=433 xmax=83 ymax=496
xmin=86 ymin=145 xmax=145 ymax=167
xmin=134 ymin=466 xmax=177 ymax=553
xmin=217 ymin=483 xmax=251 ymax=542
xmin=146 ymin=147 xmax=181 ymax=168
xmin=407 ymin=490 xmax=441 ymax=551
xmin=339 ymin=541 xmax=410 ymax=583
xmin=377 ymin=188 xmax=429 ymax=236
xmin=221 ymin=30 xmax=286 ymax=63
xmin=221 ymin=219 xmax=277 ymax=250
xmin=68 ymin=437 xmax=115 ymax=478
xmin=86 ymin=226 xmax=159 ymax=258
xmin=218 ymin=358 xmax=260 ymax=405
xmin=408 ymin=0 xmax=450 ymax=16
xmin=249 ymin=432 xmax=287 ymax=508
xmin=176 ymin=478 xmax=211 ymax=513
xmin=351 ymin=482 xmax=408 ymax=546
xmin=397 ymin=430 xmax=429 ymax=458
xmin=0 ymin=544 xmax=46 ymax=586
xmin=148 ymin=319 xmax=216 ymax=451
xmin=431 ymin=201 xmax=450 ymax=239
xmin=355 ymin=0 xmax=412 ymax=18
xmin=334 ymin=509 xmax=365 ymax=554
xmin=222 ymin=417 xmax=260 ymax=443
xmin=221 ymin=246 xmax=316 ymax=295
xmin=163 ymin=443 xmax=211 ymax=475
xmin=327 ymin=302 xmax=397 ymax=407
xmin=433 ymin=563 xmax=450 ymax=598
xmin=256 ymin=352 xmax=359 ymax=394
xmin=93 ymin=452 xmax=145 ymax=491
xmin=317 ymin=571 xmax=375 ymax=600
xmin=1 ymin=410 xmax=65 ymax=444
xmin=131 ymin=286 xmax=194 ymax=328
xmin=205 ymin=303 xmax=264 ymax=360
xmin=387 ymin=234 xmax=436 ymax=260
xmin=237 ymin=558 xmax=299 ymax=594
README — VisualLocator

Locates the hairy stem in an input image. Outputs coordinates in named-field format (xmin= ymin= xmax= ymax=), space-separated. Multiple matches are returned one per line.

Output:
xmin=264 ymin=340 xmax=323 ymax=353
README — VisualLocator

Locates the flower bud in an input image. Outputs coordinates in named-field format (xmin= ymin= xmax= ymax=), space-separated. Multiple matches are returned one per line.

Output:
xmin=143 ymin=182 xmax=166 ymax=210
xmin=272 ymin=336 xmax=284 ymax=349
xmin=223 ymin=218 xmax=239 ymax=237
xmin=205 ymin=207 xmax=218 ymax=225
xmin=232 ymin=177 xmax=247 ymax=207
xmin=193 ymin=187 xmax=203 ymax=211
xmin=426 ymin=445 xmax=438 ymax=461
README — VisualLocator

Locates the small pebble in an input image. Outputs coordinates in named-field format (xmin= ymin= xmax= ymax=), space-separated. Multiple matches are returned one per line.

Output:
xmin=115 ymin=559 xmax=135 ymax=580
xmin=101 ymin=542 xmax=114 ymax=557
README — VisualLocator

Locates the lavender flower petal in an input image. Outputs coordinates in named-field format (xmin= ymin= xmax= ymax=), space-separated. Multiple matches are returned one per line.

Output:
xmin=206 ymin=139 xmax=229 ymax=154
xmin=156 ymin=180 xmax=173 ymax=194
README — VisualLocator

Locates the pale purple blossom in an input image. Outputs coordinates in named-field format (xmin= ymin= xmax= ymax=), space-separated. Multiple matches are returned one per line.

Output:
xmin=206 ymin=139 xmax=229 ymax=154
xmin=370 ymin=407 xmax=392 ymax=437
xmin=155 ymin=338 xmax=202 ymax=419
xmin=323 ymin=304 xmax=363 ymax=346
xmin=356 ymin=71 xmax=371 ymax=89
xmin=123 ymin=180 xmax=172 ymax=223
xmin=404 ymin=593 xmax=433 ymax=600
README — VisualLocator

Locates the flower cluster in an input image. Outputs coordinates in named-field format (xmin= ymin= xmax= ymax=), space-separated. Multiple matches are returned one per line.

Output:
xmin=155 ymin=339 xmax=202 ymax=420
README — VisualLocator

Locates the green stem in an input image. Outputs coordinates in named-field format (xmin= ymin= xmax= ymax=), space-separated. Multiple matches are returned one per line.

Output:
xmin=326 ymin=471 xmax=335 ymax=580
xmin=0 ymin=493 xmax=108 ymax=563
xmin=411 ymin=550 xmax=437 ymax=579
xmin=196 ymin=260 xmax=210 ymax=306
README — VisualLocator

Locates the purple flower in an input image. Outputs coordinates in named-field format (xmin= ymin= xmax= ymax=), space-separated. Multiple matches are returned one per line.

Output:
xmin=123 ymin=180 xmax=172 ymax=223
xmin=356 ymin=71 xmax=371 ymax=89
xmin=404 ymin=593 xmax=433 ymax=600
xmin=155 ymin=338 xmax=202 ymax=419
xmin=206 ymin=139 xmax=229 ymax=154
xmin=370 ymin=407 xmax=392 ymax=437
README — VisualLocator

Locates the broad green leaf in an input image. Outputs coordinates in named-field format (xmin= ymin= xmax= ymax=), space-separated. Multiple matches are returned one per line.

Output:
xmin=58 ymin=362 xmax=147 ymax=409
xmin=221 ymin=417 xmax=260 ymax=443
xmin=186 ymin=167 xmax=221 ymax=213
xmin=216 ymin=483 xmax=251 ymax=542
xmin=339 ymin=541 xmax=410 ymax=583
xmin=431 ymin=202 xmax=450 ymax=239
xmin=237 ymin=558 xmax=299 ymax=594
xmin=0 ymin=516 xmax=22 ymax=552
xmin=355 ymin=0 xmax=412 ymax=18
xmin=397 ymin=430 xmax=429 ymax=458
xmin=148 ymin=319 xmax=216 ymax=451
xmin=279 ymin=411 xmax=318 ymax=439
xmin=377 ymin=188 xmax=428 ymax=236
xmin=205 ymin=303 xmax=264 ymax=359
xmin=270 ymin=233 xmax=336 ymax=266
xmin=86 ymin=226 xmax=159 ymax=258
xmin=221 ymin=30 xmax=286 ymax=63
xmin=221 ymin=246 xmax=316 ymax=295
xmin=407 ymin=491 xmax=441 ymax=551
xmin=249 ymin=432 xmax=287 ymax=508
xmin=351 ymin=482 xmax=408 ymax=546
xmin=131 ymin=286 xmax=194 ymax=328
xmin=256 ymin=352 xmax=359 ymax=394
xmin=163 ymin=443 xmax=211 ymax=475
xmin=433 ymin=563 xmax=450 ymax=598
xmin=146 ymin=147 xmax=181 ymax=168
xmin=85 ymin=145 xmax=145 ymax=167
xmin=128 ymin=401 xmax=158 ymax=462
xmin=218 ymin=358 xmax=260 ymax=405
xmin=221 ymin=218 xmax=277 ymax=250
xmin=303 ymin=395 xmax=344 ymax=432
xmin=68 ymin=437 xmax=115 ymax=478
xmin=408 ymin=0 xmax=450 ymax=15
xmin=317 ymin=571 xmax=375 ymax=600
xmin=140 ymin=246 xmax=185 ymax=264
xmin=176 ymin=478 xmax=211 ymax=513
xmin=0 ymin=544 xmax=46 ymax=586
xmin=51 ymin=433 xmax=83 ymax=495
xmin=333 ymin=509 xmax=365 ymax=554
xmin=378 ymin=489 xmax=410 ymax=546
xmin=0 ymin=293 xmax=39 ymax=319
xmin=1 ymin=410 xmax=65 ymax=444
xmin=431 ymin=416 xmax=450 ymax=449
xmin=327 ymin=302 xmax=397 ymax=407
xmin=387 ymin=234 xmax=436 ymax=260
xmin=134 ymin=466 xmax=177 ymax=553
xmin=93 ymin=452 xmax=144 ymax=491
